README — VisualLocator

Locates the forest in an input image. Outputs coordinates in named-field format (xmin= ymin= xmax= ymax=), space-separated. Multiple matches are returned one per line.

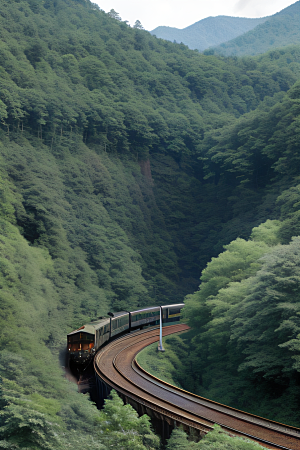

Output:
xmin=0 ymin=0 xmax=300 ymax=448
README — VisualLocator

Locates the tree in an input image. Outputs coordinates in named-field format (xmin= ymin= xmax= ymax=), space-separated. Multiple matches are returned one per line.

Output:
xmin=199 ymin=425 xmax=267 ymax=449
xmin=108 ymin=9 xmax=122 ymax=21
xmin=230 ymin=237 xmax=300 ymax=379
xmin=166 ymin=425 xmax=265 ymax=449
xmin=133 ymin=20 xmax=144 ymax=29
xmin=96 ymin=390 xmax=160 ymax=450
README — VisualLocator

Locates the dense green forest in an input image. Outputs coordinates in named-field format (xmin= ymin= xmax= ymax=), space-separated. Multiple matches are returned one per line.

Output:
xmin=144 ymin=81 xmax=300 ymax=425
xmin=211 ymin=1 xmax=300 ymax=56
xmin=150 ymin=16 xmax=268 ymax=52
xmin=1 ymin=0 xmax=300 ymax=448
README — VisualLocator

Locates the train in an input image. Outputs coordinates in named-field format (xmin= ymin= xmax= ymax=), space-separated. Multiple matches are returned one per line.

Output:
xmin=67 ymin=303 xmax=184 ymax=365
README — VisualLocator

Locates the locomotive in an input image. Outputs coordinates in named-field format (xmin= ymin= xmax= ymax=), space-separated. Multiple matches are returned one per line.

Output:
xmin=67 ymin=303 xmax=184 ymax=365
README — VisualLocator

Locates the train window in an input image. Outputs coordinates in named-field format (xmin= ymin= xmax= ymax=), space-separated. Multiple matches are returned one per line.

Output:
xmin=70 ymin=343 xmax=78 ymax=351
xmin=169 ymin=308 xmax=181 ymax=316
xmin=69 ymin=332 xmax=94 ymax=344
xmin=118 ymin=315 xmax=127 ymax=327
xmin=131 ymin=310 xmax=159 ymax=322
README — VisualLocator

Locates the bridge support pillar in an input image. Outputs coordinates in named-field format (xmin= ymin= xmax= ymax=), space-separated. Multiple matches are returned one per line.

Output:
xmin=94 ymin=373 xmax=204 ymax=443
xmin=95 ymin=374 xmax=111 ymax=408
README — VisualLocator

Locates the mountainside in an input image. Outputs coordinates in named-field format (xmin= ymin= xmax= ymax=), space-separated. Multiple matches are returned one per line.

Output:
xmin=211 ymin=1 xmax=300 ymax=56
xmin=136 ymin=77 xmax=300 ymax=427
xmin=150 ymin=16 xmax=268 ymax=51
xmin=1 ymin=0 xmax=300 ymax=448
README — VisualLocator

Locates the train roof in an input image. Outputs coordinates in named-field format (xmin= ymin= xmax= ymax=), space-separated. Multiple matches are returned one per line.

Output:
xmin=161 ymin=303 xmax=185 ymax=309
xmin=130 ymin=306 xmax=160 ymax=314
xmin=67 ymin=317 xmax=110 ymax=336
xmin=110 ymin=311 xmax=129 ymax=319
xmin=67 ymin=305 xmax=184 ymax=337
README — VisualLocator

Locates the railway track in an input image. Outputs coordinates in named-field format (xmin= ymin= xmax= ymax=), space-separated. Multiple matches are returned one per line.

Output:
xmin=94 ymin=324 xmax=300 ymax=450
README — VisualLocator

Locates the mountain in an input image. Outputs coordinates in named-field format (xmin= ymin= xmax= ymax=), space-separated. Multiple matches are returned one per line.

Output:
xmin=211 ymin=1 xmax=300 ymax=56
xmin=150 ymin=16 xmax=268 ymax=51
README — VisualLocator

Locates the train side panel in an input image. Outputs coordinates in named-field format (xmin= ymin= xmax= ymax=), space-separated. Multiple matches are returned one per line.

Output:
xmin=162 ymin=303 xmax=185 ymax=326
xmin=95 ymin=319 xmax=110 ymax=350
xmin=130 ymin=306 xmax=160 ymax=329
xmin=110 ymin=312 xmax=129 ymax=337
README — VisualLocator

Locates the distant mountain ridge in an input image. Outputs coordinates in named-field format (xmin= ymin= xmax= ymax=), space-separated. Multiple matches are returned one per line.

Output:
xmin=150 ymin=16 xmax=269 ymax=51
xmin=211 ymin=1 xmax=300 ymax=56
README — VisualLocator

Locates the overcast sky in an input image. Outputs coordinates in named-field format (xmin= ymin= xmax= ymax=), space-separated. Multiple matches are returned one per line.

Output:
xmin=93 ymin=0 xmax=297 ymax=30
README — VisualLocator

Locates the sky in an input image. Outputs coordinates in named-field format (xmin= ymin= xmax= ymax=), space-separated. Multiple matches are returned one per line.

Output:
xmin=93 ymin=0 xmax=297 ymax=30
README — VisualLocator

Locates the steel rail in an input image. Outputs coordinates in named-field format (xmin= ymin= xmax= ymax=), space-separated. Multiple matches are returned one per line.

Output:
xmin=94 ymin=324 xmax=300 ymax=450
xmin=132 ymin=360 xmax=300 ymax=439
xmin=113 ymin=330 xmax=298 ymax=449
xmin=95 ymin=325 xmax=213 ymax=434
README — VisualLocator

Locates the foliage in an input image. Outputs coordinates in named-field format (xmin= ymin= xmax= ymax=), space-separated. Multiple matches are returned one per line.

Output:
xmin=96 ymin=390 xmax=160 ymax=450
xmin=198 ymin=77 xmax=300 ymax=189
xmin=136 ymin=335 xmax=191 ymax=388
xmin=0 ymin=0 xmax=298 ymax=162
xmin=166 ymin=425 xmax=267 ymax=449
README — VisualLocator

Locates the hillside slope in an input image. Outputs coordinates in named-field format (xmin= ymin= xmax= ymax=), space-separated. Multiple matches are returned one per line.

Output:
xmin=212 ymin=1 xmax=300 ymax=56
xmin=151 ymin=16 xmax=267 ymax=51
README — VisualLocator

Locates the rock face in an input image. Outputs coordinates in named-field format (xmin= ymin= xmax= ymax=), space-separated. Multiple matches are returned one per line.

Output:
xmin=150 ymin=16 xmax=268 ymax=51
xmin=139 ymin=159 xmax=153 ymax=183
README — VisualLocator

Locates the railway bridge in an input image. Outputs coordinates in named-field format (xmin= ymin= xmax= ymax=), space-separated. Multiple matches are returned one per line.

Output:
xmin=93 ymin=324 xmax=300 ymax=450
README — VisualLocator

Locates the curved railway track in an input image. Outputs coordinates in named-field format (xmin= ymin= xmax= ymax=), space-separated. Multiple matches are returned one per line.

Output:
xmin=94 ymin=324 xmax=300 ymax=450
